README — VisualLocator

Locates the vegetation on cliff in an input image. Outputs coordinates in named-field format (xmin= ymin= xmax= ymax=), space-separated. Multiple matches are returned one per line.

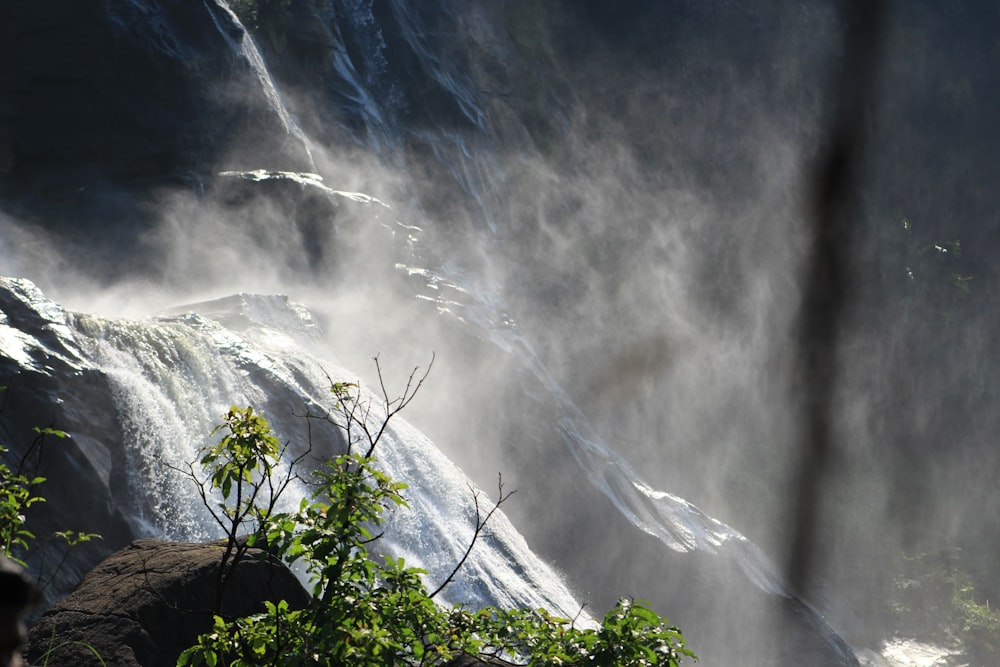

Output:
xmin=0 ymin=421 xmax=100 ymax=576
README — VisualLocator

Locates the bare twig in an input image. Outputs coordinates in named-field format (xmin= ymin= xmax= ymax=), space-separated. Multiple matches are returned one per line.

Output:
xmin=428 ymin=473 xmax=516 ymax=599
xmin=363 ymin=354 xmax=435 ymax=458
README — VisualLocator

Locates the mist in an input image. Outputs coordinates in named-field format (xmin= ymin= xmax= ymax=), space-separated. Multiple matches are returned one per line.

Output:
xmin=3 ymin=0 xmax=1000 ymax=664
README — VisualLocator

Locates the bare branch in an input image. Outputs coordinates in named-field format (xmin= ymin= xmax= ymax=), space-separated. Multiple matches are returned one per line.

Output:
xmin=359 ymin=531 xmax=385 ymax=546
xmin=428 ymin=472 xmax=515 ymax=599
xmin=375 ymin=354 xmax=391 ymax=410
xmin=364 ymin=354 xmax=435 ymax=457
xmin=570 ymin=603 xmax=588 ymax=630
xmin=162 ymin=459 xmax=231 ymax=536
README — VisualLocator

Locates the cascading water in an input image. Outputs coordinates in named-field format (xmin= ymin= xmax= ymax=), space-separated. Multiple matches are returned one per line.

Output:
xmin=210 ymin=167 xmax=805 ymax=596
xmin=0 ymin=276 xmax=584 ymax=617
xmin=294 ymin=0 xmax=804 ymax=597
xmin=205 ymin=168 xmax=858 ymax=664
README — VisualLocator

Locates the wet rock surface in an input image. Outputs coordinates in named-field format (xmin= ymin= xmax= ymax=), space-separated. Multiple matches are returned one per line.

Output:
xmin=0 ymin=0 xmax=311 ymax=271
xmin=857 ymin=638 xmax=969 ymax=667
xmin=0 ymin=278 xmax=135 ymax=604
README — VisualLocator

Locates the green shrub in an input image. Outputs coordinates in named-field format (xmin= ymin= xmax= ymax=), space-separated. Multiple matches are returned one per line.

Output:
xmin=178 ymin=364 xmax=695 ymax=666
xmin=890 ymin=548 xmax=1000 ymax=665
xmin=1 ymin=426 xmax=100 ymax=572
xmin=0 ymin=442 xmax=46 ymax=565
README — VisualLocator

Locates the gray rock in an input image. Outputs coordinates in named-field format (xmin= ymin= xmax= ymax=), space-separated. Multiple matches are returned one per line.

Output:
xmin=23 ymin=539 xmax=309 ymax=667
xmin=0 ymin=278 xmax=135 ymax=604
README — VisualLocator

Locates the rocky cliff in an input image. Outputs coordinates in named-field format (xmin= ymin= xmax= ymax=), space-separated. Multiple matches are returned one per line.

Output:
xmin=0 ymin=0 xmax=312 ymax=277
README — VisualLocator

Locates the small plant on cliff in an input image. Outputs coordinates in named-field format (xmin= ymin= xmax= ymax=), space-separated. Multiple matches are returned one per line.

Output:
xmin=175 ymin=406 xmax=309 ymax=612
xmin=227 ymin=0 xmax=293 ymax=51
xmin=0 ymin=442 xmax=46 ymax=565
xmin=178 ymin=359 xmax=695 ymax=666
xmin=0 ymin=425 xmax=100 ymax=572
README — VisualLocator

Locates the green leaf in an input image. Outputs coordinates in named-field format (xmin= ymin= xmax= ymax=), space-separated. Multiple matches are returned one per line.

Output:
xmin=32 ymin=426 xmax=68 ymax=438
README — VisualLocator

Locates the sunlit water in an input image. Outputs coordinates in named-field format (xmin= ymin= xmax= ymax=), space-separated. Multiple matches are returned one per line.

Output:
xmin=0 ymin=276 xmax=582 ymax=616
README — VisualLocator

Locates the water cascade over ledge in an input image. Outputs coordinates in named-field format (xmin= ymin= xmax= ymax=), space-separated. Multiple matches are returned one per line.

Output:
xmin=0 ymin=276 xmax=585 ymax=617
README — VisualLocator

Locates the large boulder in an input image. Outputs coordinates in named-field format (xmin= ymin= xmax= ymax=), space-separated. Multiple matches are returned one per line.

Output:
xmin=21 ymin=537 xmax=517 ymax=667
xmin=23 ymin=539 xmax=309 ymax=667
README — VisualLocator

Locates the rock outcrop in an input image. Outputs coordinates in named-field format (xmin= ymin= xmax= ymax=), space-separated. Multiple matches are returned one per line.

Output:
xmin=0 ymin=277 xmax=137 ymax=602
xmin=23 ymin=539 xmax=309 ymax=667
xmin=0 ymin=276 xmax=348 ymax=606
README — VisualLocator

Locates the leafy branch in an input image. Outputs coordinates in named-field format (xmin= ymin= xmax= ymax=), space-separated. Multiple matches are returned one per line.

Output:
xmin=178 ymin=358 xmax=694 ymax=666
xmin=0 ymin=395 xmax=103 ymax=596
xmin=168 ymin=406 xmax=311 ymax=613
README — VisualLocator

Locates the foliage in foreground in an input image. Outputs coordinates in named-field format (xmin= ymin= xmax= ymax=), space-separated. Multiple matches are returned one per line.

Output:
xmin=890 ymin=548 xmax=1000 ymax=666
xmin=177 ymin=366 xmax=694 ymax=666
xmin=0 ymin=392 xmax=104 ymax=664
xmin=0 ymin=421 xmax=100 ymax=573
xmin=0 ymin=442 xmax=46 ymax=565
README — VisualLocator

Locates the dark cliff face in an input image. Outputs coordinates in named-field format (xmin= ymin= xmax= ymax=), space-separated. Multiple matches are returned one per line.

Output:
xmin=0 ymin=280 xmax=136 ymax=601
xmin=0 ymin=0 xmax=311 ymax=266
xmin=3 ymin=0 xmax=997 ymax=277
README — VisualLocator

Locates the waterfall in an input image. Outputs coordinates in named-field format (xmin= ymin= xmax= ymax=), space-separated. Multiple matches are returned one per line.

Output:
xmin=13 ymin=1 xmax=977 ymax=663
xmin=0 ymin=277 xmax=583 ymax=617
